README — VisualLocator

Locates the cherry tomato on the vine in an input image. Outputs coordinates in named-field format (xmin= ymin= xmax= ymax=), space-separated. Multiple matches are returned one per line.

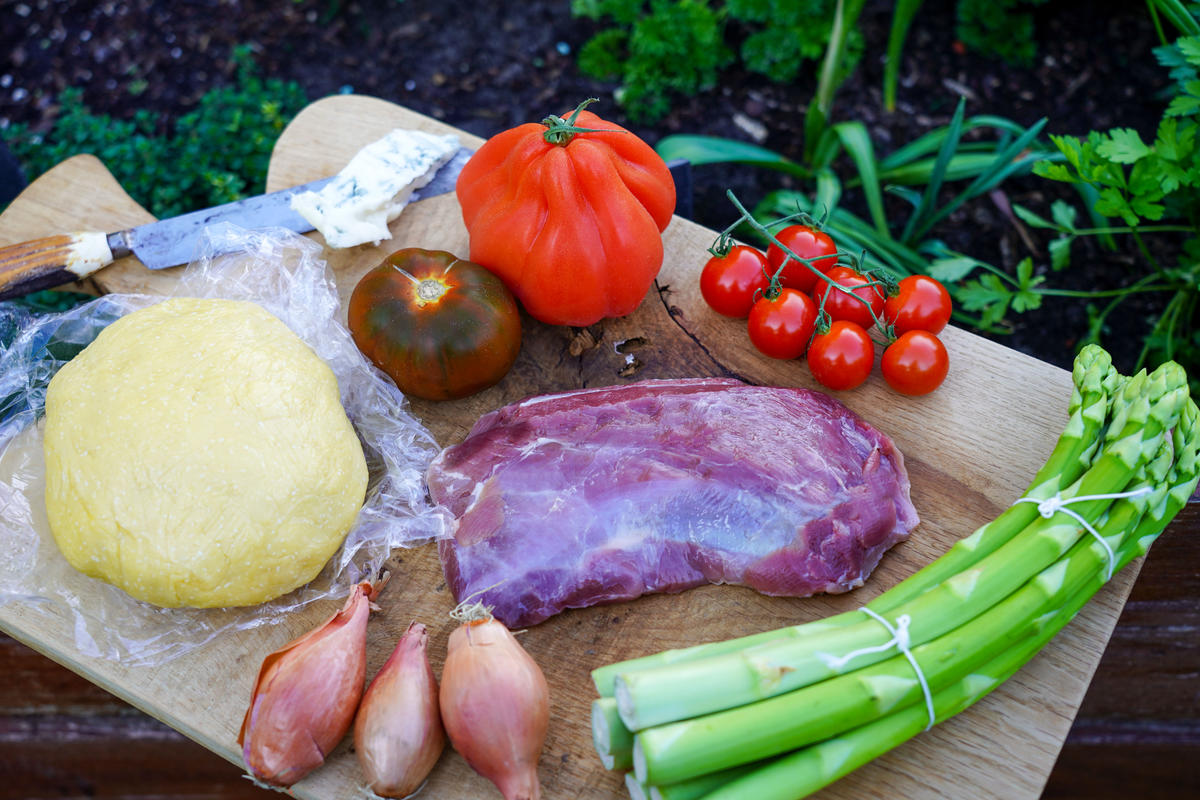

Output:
xmin=807 ymin=320 xmax=875 ymax=391
xmin=884 ymin=274 xmax=953 ymax=335
xmin=815 ymin=266 xmax=886 ymax=331
xmin=766 ymin=224 xmax=838 ymax=293
xmin=748 ymin=288 xmax=818 ymax=360
xmin=700 ymin=244 xmax=771 ymax=318
xmin=881 ymin=330 xmax=950 ymax=396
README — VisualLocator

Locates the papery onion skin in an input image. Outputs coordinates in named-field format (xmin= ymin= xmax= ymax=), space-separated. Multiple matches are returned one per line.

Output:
xmin=355 ymin=621 xmax=446 ymax=797
xmin=440 ymin=614 xmax=550 ymax=800
xmin=238 ymin=581 xmax=373 ymax=786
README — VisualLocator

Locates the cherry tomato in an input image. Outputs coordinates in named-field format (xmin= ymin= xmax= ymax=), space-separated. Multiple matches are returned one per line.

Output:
xmin=747 ymin=288 xmax=818 ymax=360
xmin=815 ymin=266 xmax=886 ymax=331
xmin=807 ymin=320 xmax=875 ymax=391
xmin=881 ymin=330 xmax=950 ymax=396
xmin=766 ymin=224 xmax=838 ymax=293
xmin=700 ymin=244 xmax=771 ymax=318
xmin=348 ymin=248 xmax=522 ymax=401
xmin=884 ymin=275 xmax=953 ymax=335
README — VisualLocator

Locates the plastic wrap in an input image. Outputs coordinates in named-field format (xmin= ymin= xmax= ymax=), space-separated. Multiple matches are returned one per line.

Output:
xmin=0 ymin=224 xmax=449 ymax=665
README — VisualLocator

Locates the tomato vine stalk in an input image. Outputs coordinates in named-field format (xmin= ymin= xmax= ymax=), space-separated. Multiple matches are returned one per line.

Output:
xmin=721 ymin=189 xmax=897 ymax=341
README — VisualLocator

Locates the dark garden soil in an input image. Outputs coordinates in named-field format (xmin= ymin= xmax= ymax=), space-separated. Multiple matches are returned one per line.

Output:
xmin=0 ymin=0 xmax=1178 ymax=374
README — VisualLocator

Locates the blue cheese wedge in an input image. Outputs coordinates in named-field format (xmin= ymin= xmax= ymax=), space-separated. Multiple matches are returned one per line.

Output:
xmin=290 ymin=129 xmax=461 ymax=249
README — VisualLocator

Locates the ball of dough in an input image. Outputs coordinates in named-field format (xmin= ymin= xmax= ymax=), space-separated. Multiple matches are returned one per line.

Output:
xmin=42 ymin=298 xmax=369 ymax=608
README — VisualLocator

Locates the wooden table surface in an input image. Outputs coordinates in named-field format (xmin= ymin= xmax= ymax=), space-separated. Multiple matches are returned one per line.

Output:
xmin=2 ymin=501 xmax=1195 ymax=800
xmin=1 ymin=96 xmax=1197 ymax=799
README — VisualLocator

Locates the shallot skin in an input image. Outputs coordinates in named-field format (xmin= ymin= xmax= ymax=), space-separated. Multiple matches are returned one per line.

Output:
xmin=355 ymin=621 xmax=446 ymax=798
xmin=238 ymin=581 xmax=373 ymax=787
xmin=440 ymin=616 xmax=550 ymax=800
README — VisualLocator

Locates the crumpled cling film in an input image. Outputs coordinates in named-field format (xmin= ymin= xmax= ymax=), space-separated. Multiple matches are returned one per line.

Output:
xmin=0 ymin=224 xmax=449 ymax=665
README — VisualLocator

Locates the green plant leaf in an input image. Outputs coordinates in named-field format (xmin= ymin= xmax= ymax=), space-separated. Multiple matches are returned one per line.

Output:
xmin=886 ymin=185 xmax=924 ymax=208
xmin=880 ymin=151 xmax=1020 ymax=185
xmin=909 ymin=116 xmax=1048 ymax=241
xmin=813 ymin=166 xmax=843 ymax=217
xmin=880 ymin=115 xmax=1029 ymax=170
xmin=1011 ymin=287 xmax=1044 ymax=313
xmin=1049 ymin=235 xmax=1074 ymax=271
xmin=576 ymin=27 xmax=628 ymax=80
xmin=1166 ymin=92 xmax=1200 ymax=117
xmin=958 ymin=274 xmax=1012 ymax=328
xmin=1130 ymin=194 xmax=1168 ymax=221
xmin=1094 ymin=187 xmax=1138 ymax=226
xmin=1011 ymin=203 xmax=1056 ymax=229
xmin=883 ymin=0 xmax=925 ymax=110
xmin=927 ymin=256 xmax=984 ymax=282
xmin=832 ymin=120 xmax=887 ymax=234
xmin=654 ymin=135 xmax=809 ymax=178
xmin=900 ymin=96 xmax=965 ymax=243
xmin=956 ymin=0 xmax=1045 ymax=66
xmin=1177 ymin=33 xmax=1200 ymax=62
xmin=1096 ymin=128 xmax=1153 ymax=164
xmin=1034 ymin=161 xmax=1080 ymax=183
xmin=1050 ymin=199 xmax=1079 ymax=231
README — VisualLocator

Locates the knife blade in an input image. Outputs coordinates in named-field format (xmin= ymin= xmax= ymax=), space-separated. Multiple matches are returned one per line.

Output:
xmin=0 ymin=146 xmax=473 ymax=301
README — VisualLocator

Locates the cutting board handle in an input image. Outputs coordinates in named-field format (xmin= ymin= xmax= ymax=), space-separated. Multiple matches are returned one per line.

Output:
xmin=0 ymin=232 xmax=119 ymax=300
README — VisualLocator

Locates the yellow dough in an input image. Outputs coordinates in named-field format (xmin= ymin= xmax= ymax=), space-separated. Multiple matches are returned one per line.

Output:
xmin=42 ymin=298 xmax=369 ymax=608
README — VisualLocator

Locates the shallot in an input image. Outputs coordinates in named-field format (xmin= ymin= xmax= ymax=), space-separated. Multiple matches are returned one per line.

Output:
xmin=355 ymin=621 xmax=445 ymax=797
xmin=238 ymin=581 xmax=375 ymax=787
xmin=439 ymin=602 xmax=549 ymax=800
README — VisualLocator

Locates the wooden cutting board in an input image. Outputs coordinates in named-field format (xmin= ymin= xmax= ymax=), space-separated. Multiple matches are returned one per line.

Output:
xmin=0 ymin=95 xmax=1141 ymax=799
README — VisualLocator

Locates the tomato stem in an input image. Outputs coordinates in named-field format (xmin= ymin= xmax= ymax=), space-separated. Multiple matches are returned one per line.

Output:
xmin=416 ymin=278 xmax=449 ymax=305
xmin=542 ymin=98 xmax=621 ymax=146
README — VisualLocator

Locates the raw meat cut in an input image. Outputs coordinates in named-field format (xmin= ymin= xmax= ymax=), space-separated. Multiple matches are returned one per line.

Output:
xmin=427 ymin=378 xmax=919 ymax=627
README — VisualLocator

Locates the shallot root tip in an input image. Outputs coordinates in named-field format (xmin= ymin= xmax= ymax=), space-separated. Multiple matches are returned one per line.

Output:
xmin=242 ymin=772 xmax=297 ymax=795
xmin=450 ymin=579 xmax=509 ymax=623
xmin=353 ymin=779 xmax=430 ymax=800
xmin=368 ymin=570 xmax=392 ymax=602
xmin=449 ymin=598 xmax=494 ymax=625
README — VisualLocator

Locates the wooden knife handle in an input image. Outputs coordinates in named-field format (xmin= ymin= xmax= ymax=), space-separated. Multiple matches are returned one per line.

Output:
xmin=0 ymin=232 xmax=116 ymax=300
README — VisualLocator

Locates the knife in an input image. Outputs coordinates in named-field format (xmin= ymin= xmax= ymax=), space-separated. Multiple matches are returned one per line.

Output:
xmin=0 ymin=146 xmax=473 ymax=301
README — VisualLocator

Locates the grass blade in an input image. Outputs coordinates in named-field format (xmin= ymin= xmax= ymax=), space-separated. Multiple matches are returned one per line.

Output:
xmin=900 ymin=97 xmax=966 ymax=243
xmin=911 ymin=117 xmax=1049 ymax=240
xmin=880 ymin=151 xmax=1021 ymax=185
xmin=813 ymin=166 xmax=843 ymax=220
xmin=1147 ymin=0 xmax=1200 ymax=38
xmin=653 ymin=135 xmax=809 ymax=179
xmin=832 ymin=120 xmax=887 ymax=234
xmin=878 ymin=115 xmax=1032 ymax=171
xmin=884 ymin=0 xmax=926 ymax=111
xmin=806 ymin=0 xmax=868 ymax=162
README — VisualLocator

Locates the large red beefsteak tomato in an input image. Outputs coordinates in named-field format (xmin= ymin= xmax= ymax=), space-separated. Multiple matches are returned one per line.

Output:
xmin=455 ymin=100 xmax=676 ymax=327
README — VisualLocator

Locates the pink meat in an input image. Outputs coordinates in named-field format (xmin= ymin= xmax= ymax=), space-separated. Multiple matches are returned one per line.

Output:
xmin=427 ymin=378 xmax=919 ymax=627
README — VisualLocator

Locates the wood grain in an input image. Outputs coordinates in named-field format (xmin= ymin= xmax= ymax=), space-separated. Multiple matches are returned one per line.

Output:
xmin=0 ymin=94 xmax=1179 ymax=799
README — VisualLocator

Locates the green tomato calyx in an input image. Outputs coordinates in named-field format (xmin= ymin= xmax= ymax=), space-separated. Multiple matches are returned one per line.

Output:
xmin=542 ymin=98 xmax=620 ymax=146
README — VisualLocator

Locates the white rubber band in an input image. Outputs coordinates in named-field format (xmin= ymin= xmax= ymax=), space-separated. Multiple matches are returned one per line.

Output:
xmin=1014 ymin=486 xmax=1152 ymax=581
xmin=821 ymin=608 xmax=937 ymax=731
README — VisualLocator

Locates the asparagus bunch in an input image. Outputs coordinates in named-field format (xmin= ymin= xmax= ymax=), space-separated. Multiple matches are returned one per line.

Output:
xmin=590 ymin=346 xmax=1198 ymax=799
